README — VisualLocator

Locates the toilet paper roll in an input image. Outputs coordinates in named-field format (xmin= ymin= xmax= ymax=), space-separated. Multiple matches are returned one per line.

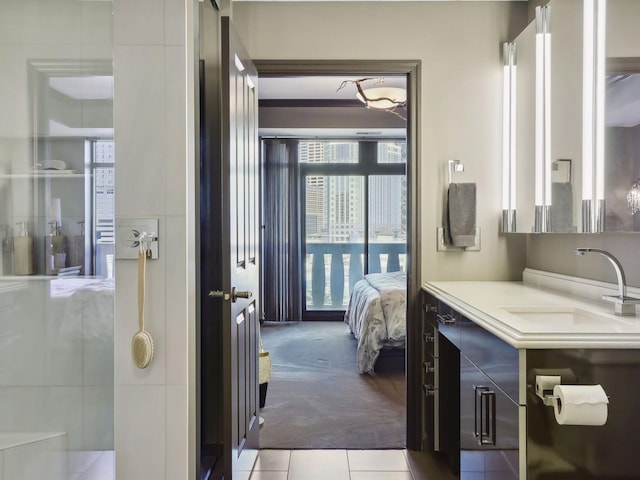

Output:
xmin=553 ymin=384 xmax=609 ymax=426
xmin=535 ymin=375 xmax=561 ymax=394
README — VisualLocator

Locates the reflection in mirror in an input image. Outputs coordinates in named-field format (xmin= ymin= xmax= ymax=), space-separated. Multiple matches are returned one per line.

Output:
xmin=28 ymin=60 xmax=114 ymax=276
xmin=549 ymin=0 xmax=584 ymax=233
xmin=604 ymin=0 xmax=640 ymax=232
xmin=512 ymin=20 xmax=536 ymax=233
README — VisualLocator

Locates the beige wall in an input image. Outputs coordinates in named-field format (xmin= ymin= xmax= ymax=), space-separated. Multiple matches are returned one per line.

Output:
xmin=233 ymin=1 xmax=529 ymax=281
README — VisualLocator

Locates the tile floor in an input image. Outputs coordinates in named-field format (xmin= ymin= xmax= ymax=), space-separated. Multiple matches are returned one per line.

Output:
xmin=235 ymin=449 xmax=520 ymax=480
xmin=235 ymin=449 xmax=415 ymax=480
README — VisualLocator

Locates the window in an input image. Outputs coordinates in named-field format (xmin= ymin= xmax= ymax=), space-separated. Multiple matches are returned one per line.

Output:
xmin=301 ymin=140 xmax=406 ymax=317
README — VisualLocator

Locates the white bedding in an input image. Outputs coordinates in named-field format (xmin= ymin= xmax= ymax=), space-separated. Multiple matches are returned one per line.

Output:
xmin=344 ymin=271 xmax=407 ymax=373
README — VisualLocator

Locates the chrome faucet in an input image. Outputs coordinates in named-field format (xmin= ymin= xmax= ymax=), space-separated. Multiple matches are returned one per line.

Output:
xmin=575 ymin=248 xmax=640 ymax=316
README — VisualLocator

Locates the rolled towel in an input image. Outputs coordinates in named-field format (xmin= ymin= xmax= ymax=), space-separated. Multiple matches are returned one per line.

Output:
xmin=446 ymin=182 xmax=476 ymax=247
xmin=550 ymin=182 xmax=574 ymax=233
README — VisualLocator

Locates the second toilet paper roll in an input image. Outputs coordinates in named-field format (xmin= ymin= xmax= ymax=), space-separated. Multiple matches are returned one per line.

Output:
xmin=553 ymin=384 xmax=609 ymax=426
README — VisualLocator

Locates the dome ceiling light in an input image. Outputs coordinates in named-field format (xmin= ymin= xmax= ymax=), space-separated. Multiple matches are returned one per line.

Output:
xmin=338 ymin=77 xmax=407 ymax=120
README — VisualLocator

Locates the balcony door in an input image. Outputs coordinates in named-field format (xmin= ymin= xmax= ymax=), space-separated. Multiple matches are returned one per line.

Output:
xmin=301 ymin=140 xmax=407 ymax=320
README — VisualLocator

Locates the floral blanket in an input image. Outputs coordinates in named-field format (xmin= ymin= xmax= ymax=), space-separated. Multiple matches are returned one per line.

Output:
xmin=344 ymin=271 xmax=406 ymax=373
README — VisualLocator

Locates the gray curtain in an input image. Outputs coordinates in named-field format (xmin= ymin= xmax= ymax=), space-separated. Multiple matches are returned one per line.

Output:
xmin=262 ymin=139 xmax=303 ymax=321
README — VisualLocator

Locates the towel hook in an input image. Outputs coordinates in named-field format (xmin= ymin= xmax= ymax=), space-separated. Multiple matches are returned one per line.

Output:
xmin=448 ymin=159 xmax=464 ymax=185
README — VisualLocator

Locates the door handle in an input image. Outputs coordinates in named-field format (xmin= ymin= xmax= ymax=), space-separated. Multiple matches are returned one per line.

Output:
xmin=208 ymin=288 xmax=253 ymax=303
xmin=231 ymin=287 xmax=253 ymax=302
xmin=474 ymin=385 xmax=496 ymax=446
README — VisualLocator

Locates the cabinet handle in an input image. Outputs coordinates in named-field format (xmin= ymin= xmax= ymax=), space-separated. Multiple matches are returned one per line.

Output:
xmin=474 ymin=385 xmax=496 ymax=446
xmin=424 ymin=303 xmax=437 ymax=313
xmin=436 ymin=313 xmax=456 ymax=325
xmin=423 ymin=361 xmax=435 ymax=373
xmin=423 ymin=332 xmax=435 ymax=343
xmin=423 ymin=384 xmax=436 ymax=396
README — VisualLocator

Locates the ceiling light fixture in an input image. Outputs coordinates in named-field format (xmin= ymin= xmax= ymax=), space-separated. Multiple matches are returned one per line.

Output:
xmin=338 ymin=78 xmax=407 ymax=120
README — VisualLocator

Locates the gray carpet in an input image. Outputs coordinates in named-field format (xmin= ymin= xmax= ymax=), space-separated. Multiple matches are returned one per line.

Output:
xmin=259 ymin=321 xmax=406 ymax=449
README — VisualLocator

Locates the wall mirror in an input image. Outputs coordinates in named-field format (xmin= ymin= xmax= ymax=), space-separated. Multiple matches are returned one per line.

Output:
xmin=604 ymin=0 xmax=640 ymax=232
xmin=505 ymin=0 xmax=640 ymax=233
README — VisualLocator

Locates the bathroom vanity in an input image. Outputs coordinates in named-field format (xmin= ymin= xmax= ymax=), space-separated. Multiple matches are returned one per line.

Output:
xmin=421 ymin=269 xmax=640 ymax=479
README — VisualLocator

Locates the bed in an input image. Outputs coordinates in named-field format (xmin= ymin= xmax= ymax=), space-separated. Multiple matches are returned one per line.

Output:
xmin=344 ymin=271 xmax=407 ymax=373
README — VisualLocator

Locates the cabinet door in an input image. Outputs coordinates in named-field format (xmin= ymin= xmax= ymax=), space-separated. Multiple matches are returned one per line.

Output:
xmin=460 ymin=354 xmax=520 ymax=451
xmin=438 ymin=333 xmax=461 ymax=474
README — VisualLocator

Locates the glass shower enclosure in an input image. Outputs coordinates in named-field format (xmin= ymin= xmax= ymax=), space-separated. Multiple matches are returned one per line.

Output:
xmin=0 ymin=2 xmax=114 ymax=479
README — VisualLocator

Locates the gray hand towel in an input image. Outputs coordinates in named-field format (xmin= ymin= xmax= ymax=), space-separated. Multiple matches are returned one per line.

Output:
xmin=550 ymin=182 xmax=574 ymax=233
xmin=446 ymin=183 xmax=476 ymax=247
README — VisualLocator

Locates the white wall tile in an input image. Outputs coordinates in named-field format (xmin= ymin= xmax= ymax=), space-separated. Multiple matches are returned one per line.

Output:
xmin=0 ymin=285 xmax=46 ymax=386
xmin=115 ymin=385 xmax=166 ymax=480
xmin=3 ymin=434 xmax=67 ymax=480
xmin=113 ymin=0 xmax=165 ymax=46
xmin=165 ymin=215 xmax=188 ymax=385
xmin=83 ymin=386 xmax=114 ymax=451
xmin=44 ymin=297 xmax=84 ymax=386
xmin=0 ymin=387 xmax=46 ymax=432
xmin=165 ymin=385 xmax=188 ymax=479
xmin=165 ymin=46 xmax=187 ymax=217
xmin=44 ymin=387 xmax=84 ymax=450
xmin=165 ymin=0 xmax=186 ymax=46
xmin=113 ymin=45 xmax=166 ymax=218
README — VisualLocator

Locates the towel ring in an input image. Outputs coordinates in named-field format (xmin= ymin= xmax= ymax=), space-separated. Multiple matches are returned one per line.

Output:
xmin=448 ymin=159 xmax=464 ymax=185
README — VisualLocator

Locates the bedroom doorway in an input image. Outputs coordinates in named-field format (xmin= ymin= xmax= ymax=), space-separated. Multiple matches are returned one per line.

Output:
xmin=256 ymin=60 xmax=424 ymax=451
xmin=300 ymin=140 xmax=407 ymax=320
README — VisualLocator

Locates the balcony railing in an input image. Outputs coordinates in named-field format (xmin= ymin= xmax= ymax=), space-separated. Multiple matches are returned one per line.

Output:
xmin=305 ymin=242 xmax=407 ymax=309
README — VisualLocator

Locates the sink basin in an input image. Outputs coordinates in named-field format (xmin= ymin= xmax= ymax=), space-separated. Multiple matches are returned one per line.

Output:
xmin=501 ymin=306 xmax=607 ymax=324
xmin=497 ymin=306 xmax=628 ymax=332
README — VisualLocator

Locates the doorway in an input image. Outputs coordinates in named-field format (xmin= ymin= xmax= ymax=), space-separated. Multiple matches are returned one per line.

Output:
xmin=255 ymin=61 xmax=423 ymax=451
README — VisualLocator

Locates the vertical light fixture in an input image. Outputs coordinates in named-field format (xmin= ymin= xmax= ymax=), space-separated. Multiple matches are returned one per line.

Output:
xmin=534 ymin=5 xmax=551 ymax=232
xmin=582 ymin=0 xmax=607 ymax=232
xmin=595 ymin=0 xmax=607 ymax=232
xmin=502 ymin=42 xmax=517 ymax=232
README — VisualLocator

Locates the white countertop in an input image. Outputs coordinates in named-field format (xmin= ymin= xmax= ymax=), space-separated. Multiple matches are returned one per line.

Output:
xmin=423 ymin=280 xmax=640 ymax=349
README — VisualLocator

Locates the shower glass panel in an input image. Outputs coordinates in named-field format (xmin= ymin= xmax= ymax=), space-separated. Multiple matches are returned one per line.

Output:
xmin=0 ymin=2 xmax=114 ymax=479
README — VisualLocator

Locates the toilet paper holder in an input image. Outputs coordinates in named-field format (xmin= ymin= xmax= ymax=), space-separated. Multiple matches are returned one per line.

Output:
xmin=535 ymin=374 xmax=562 ymax=406
xmin=535 ymin=375 xmax=610 ymax=407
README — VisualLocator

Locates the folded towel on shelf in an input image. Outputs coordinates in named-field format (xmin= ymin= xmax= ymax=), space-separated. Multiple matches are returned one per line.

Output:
xmin=550 ymin=182 xmax=574 ymax=233
xmin=446 ymin=182 xmax=476 ymax=247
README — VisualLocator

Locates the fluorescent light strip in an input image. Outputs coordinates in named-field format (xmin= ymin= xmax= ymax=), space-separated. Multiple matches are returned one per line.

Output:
xmin=543 ymin=27 xmax=552 ymax=207
xmin=510 ymin=63 xmax=517 ymax=210
xmin=582 ymin=0 xmax=595 ymax=202
xmin=502 ymin=44 xmax=512 ymax=211
xmin=534 ymin=7 xmax=546 ymax=207
xmin=595 ymin=0 xmax=607 ymax=204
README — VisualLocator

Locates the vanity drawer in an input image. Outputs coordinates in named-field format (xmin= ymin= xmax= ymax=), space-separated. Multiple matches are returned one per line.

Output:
xmin=459 ymin=314 xmax=519 ymax=402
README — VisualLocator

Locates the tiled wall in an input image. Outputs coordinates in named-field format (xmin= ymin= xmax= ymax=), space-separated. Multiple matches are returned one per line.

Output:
xmin=112 ymin=0 xmax=191 ymax=479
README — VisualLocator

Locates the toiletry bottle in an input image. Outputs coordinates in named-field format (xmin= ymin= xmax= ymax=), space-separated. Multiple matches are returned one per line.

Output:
xmin=45 ymin=221 xmax=66 ymax=274
xmin=0 ymin=225 xmax=12 ymax=275
xmin=13 ymin=222 xmax=34 ymax=275
xmin=69 ymin=220 xmax=85 ymax=275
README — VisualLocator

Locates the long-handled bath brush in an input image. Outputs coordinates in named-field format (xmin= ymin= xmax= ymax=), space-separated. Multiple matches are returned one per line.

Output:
xmin=132 ymin=248 xmax=154 ymax=368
